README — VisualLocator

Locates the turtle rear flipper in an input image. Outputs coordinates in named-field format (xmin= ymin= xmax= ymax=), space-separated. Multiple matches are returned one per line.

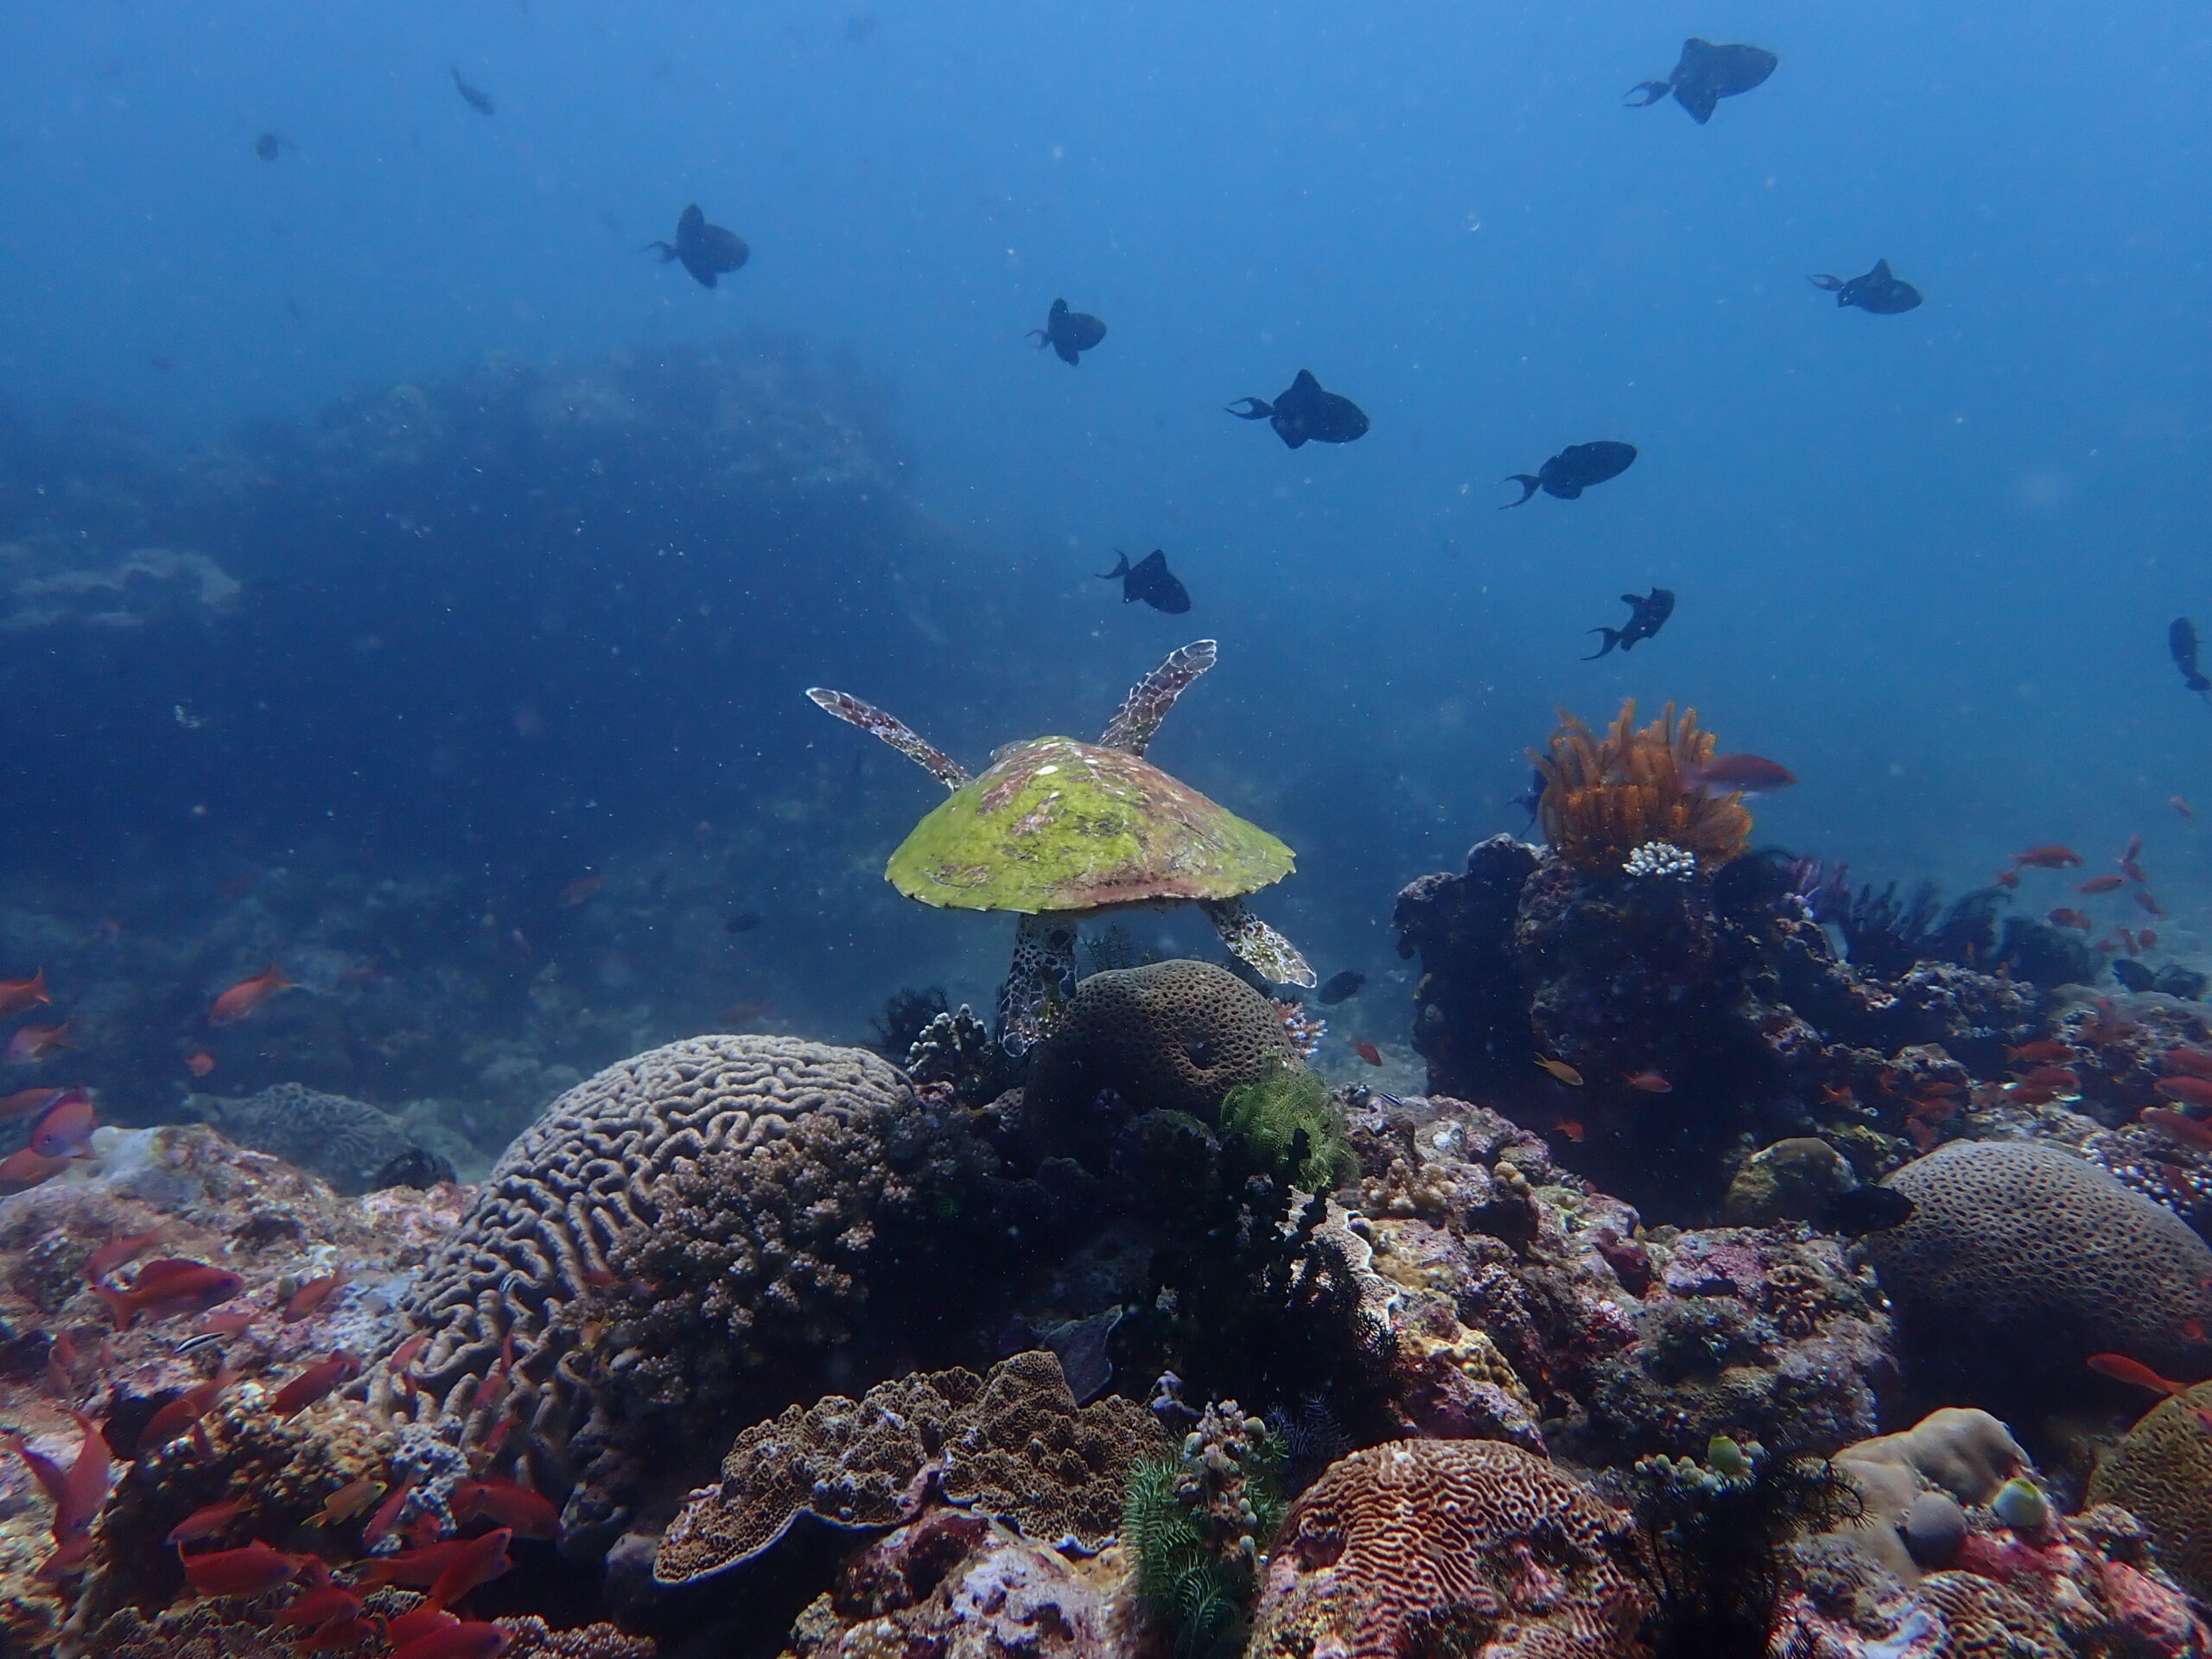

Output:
xmin=1201 ymin=898 xmax=1316 ymax=988
xmin=1097 ymin=639 xmax=1217 ymax=755
xmin=999 ymin=914 xmax=1078 ymax=1056
xmin=806 ymin=688 xmax=972 ymax=790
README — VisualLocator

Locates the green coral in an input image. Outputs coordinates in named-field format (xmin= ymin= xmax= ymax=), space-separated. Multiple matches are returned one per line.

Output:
xmin=885 ymin=736 xmax=1294 ymax=913
xmin=1124 ymin=1402 xmax=1287 ymax=1659
xmin=1220 ymin=1068 xmax=1356 ymax=1192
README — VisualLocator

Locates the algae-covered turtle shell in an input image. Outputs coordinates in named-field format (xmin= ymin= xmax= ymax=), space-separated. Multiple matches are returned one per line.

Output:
xmin=887 ymin=734 xmax=1294 ymax=915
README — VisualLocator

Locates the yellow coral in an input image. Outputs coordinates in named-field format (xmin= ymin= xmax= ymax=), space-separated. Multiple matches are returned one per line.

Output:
xmin=1531 ymin=699 xmax=1752 ymax=873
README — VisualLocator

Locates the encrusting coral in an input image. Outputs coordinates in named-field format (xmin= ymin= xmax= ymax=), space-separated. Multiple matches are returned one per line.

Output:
xmin=1532 ymin=700 xmax=1753 ymax=874
xmin=653 ymin=1351 xmax=1162 ymax=1587
xmin=1243 ymin=1439 xmax=1652 ymax=1659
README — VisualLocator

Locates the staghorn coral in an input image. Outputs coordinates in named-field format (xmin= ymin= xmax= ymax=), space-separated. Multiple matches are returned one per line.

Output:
xmin=1026 ymin=959 xmax=1300 ymax=1167
xmin=190 ymin=1081 xmax=426 ymax=1196
xmin=654 ymin=1351 xmax=1162 ymax=1587
xmin=390 ymin=1036 xmax=1001 ymax=1529
xmin=1243 ymin=1439 xmax=1653 ymax=1659
xmin=1862 ymin=1141 xmax=2212 ymax=1388
xmin=1532 ymin=700 xmax=1752 ymax=874
xmin=2087 ymin=1379 xmax=2212 ymax=1600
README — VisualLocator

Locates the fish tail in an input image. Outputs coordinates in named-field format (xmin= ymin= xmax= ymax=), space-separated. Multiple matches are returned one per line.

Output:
xmin=1582 ymin=629 xmax=1622 ymax=660
xmin=1027 ymin=329 xmax=1049 ymax=349
xmin=1808 ymin=273 xmax=1843 ymax=291
xmin=642 ymin=241 xmax=678 ymax=264
xmin=1624 ymin=79 xmax=1670 ymax=106
xmin=1499 ymin=475 xmax=1541 ymax=508
xmin=1224 ymin=397 xmax=1273 ymax=421
xmin=90 ymin=1285 xmax=135 ymax=1329
xmin=1096 ymin=552 xmax=1131 ymax=580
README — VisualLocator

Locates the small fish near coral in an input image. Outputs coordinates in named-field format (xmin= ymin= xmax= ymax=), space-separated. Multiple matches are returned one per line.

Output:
xmin=209 ymin=963 xmax=295 ymax=1024
xmin=1315 ymin=969 xmax=1365 ymax=1004
xmin=1815 ymin=1185 xmax=1915 ymax=1237
xmin=1809 ymin=259 xmax=1923 ymax=315
xmin=6 ymin=1019 xmax=73 ymax=1063
xmin=1225 ymin=369 xmax=1370 ymax=448
xmin=0 ymin=967 xmax=51 ymax=1016
xmin=1535 ymin=1053 xmax=1585 ymax=1086
xmin=1626 ymin=37 xmax=1777 ymax=124
xmin=1684 ymin=752 xmax=1796 ymax=797
xmin=1585 ymin=588 xmax=1674 ymax=658
xmin=1097 ymin=549 xmax=1191 ymax=613
xmin=1502 ymin=440 xmax=1637 ymax=506
xmin=646 ymin=204 xmax=749 ymax=289
xmin=1029 ymin=297 xmax=1106 ymax=365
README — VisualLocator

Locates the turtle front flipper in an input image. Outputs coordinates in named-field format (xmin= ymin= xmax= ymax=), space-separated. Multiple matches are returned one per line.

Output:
xmin=1200 ymin=898 xmax=1316 ymax=988
xmin=1097 ymin=640 xmax=1217 ymax=756
xmin=806 ymin=688 xmax=972 ymax=790
xmin=998 ymin=913 xmax=1078 ymax=1057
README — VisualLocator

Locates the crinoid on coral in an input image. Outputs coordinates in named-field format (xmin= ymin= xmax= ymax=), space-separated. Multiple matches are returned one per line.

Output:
xmin=1217 ymin=1067 xmax=1356 ymax=1193
xmin=1532 ymin=700 xmax=1753 ymax=874
xmin=1123 ymin=1399 xmax=1287 ymax=1659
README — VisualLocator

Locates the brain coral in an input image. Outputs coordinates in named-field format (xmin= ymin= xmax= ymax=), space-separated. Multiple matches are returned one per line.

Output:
xmin=2087 ymin=1380 xmax=2212 ymax=1599
xmin=1025 ymin=959 xmax=1297 ymax=1164
xmin=1243 ymin=1440 xmax=1652 ymax=1659
xmin=1862 ymin=1142 xmax=2212 ymax=1378
xmin=654 ymin=1350 xmax=1161 ymax=1586
xmin=391 ymin=1036 xmax=994 ymax=1514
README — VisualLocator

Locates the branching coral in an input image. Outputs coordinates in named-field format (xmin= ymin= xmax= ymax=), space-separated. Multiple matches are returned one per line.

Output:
xmin=1531 ymin=700 xmax=1752 ymax=873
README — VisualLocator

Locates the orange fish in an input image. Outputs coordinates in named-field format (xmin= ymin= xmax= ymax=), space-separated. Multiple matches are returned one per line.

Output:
xmin=384 ymin=1607 xmax=462 ymax=1646
xmin=185 ymin=1052 xmax=216 ymax=1078
xmin=0 ymin=969 xmax=51 ymax=1018
xmin=1995 ymin=868 xmax=2020 ymax=890
xmin=1534 ymin=1054 xmax=1585 ymax=1086
xmin=30 ymin=1090 xmax=98 ymax=1158
xmin=270 ymin=1350 xmax=361 ymax=1418
xmin=93 ymin=1259 xmax=246 ymax=1329
xmin=136 ymin=1367 xmax=234 ymax=1453
xmin=197 ymin=1306 xmax=260 ymax=1338
xmin=2143 ymin=1110 xmax=2212 ymax=1153
xmin=2137 ymin=891 xmax=2166 ymax=917
xmin=285 ymin=1273 xmax=344 ymax=1321
xmin=427 ymin=1526 xmax=512 ymax=1609
xmin=1350 ymin=1040 xmax=1382 ymax=1066
xmin=6 ymin=1020 xmax=73 ymax=1064
xmin=1623 ymin=1069 xmax=1672 ymax=1093
xmin=164 ymin=1497 xmax=251 ymax=1546
xmin=557 ymin=874 xmax=605 ymax=907
xmin=1905 ymin=1117 xmax=1940 ymax=1151
xmin=2076 ymin=874 xmax=2125 ymax=894
xmin=310 ymin=1476 xmax=383 ymax=1528
xmin=0 ymin=1085 xmax=67 ymax=1121
xmin=2014 ymin=1066 xmax=2080 ymax=1091
xmin=209 ymin=964 xmax=295 ymax=1026
xmin=450 ymin=1475 xmax=559 ymax=1539
xmin=1685 ymin=753 xmax=1796 ymax=794
xmin=362 ymin=1470 xmax=419 ymax=1546
xmin=2012 ymin=845 xmax=2083 ymax=869
xmin=54 ymin=1407 xmax=110 ymax=1540
xmin=2156 ymin=1077 xmax=2212 ymax=1109
xmin=2088 ymin=1353 xmax=2187 ymax=1396
xmin=2047 ymin=908 xmax=2093 ymax=931
xmin=0 ymin=1146 xmax=71 ymax=1193
xmin=2174 ymin=797 xmax=2196 ymax=821
xmin=1818 ymin=1084 xmax=1856 ymax=1106
xmin=86 ymin=1230 xmax=162 ymax=1282
xmin=357 ymin=1534 xmax=499 ymax=1590
xmin=1554 ymin=1117 xmax=1586 ymax=1143
xmin=273 ymin=1585 xmax=365 ymax=1631
xmin=2142 ymin=930 xmax=2161 ymax=950
xmin=181 ymin=1539 xmax=304 ymax=1598
xmin=2167 ymin=1047 xmax=2212 ymax=1079
xmin=391 ymin=1622 xmax=514 ymax=1659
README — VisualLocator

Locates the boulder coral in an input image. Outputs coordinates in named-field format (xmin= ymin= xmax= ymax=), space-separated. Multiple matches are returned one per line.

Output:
xmin=1243 ymin=1439 xmax=1653 ymax=1659
xmin=2087 ymin=1379 xmax=2212 ymax=1601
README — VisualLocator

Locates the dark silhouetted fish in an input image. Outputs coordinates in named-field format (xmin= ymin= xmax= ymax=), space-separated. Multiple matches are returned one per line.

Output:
xmin=1810 ymin=260 xmax=1923 ymax=315
xmin=1503 ymin=441 xmax=1637 ymax=506
xmin=1316 ymin=970 xmax=1365 ymax=1005
xmin=1226 ymin=370 xmax=1369 ymax=449
xmin=1816 ymin=1185 xmax=1914 ymax=1237
xmin=1626 ymin=39 xmax=1777 ymax=124
xmin=1030 ymin=299 xmax=1106 ymax=365
xmin=1097 ymin=550 xmax=1191 ymax=614
xmin=2172 ymin=618 xmax=2211 ymax=702
xmin=1585 ymin=588 xmax=1675 ymax=658
xmin=253 ymin=131 xmax=287 ymax=162
xmin=1512 ymin=767 xmax=1546 ymax=827
xmin=724 ymin=912 xmax=764 ymax=935
xmin=646 ymin=205 xmax=750 ymax=289
xmin=450 ymin=67 xmax=496 ymax=116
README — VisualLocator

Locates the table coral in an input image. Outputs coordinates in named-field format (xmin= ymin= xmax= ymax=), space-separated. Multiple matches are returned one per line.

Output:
xmin=654 ymin=1351 xmax=1162 ymax=1588
xmin=1243 ymin=1439 xmax=1653 ymax=1659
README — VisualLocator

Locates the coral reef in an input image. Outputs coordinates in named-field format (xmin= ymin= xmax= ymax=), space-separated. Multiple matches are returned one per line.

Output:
xmin=1863 ymin=1141 xmax=2212 ymax=1395
xmin=391 ymin=1035 xmax=1011 ymax=1537
xmin=1243 ymin=1439 xmax=1653 ymax=1659
xmin=1217 ymin=1067 xmax=1356 ymax=1192
xmin=2086 ymin=1380 xmax=2212 ymax=1600
xmin=1122 ymin=1399 xmax=1286 ymax=1657
xmin=1532 ymin=700 xmax=1753 ymax=874
xmin=654 ymin=1351 xmax=1161 ymax=1586
xmin=1026 ymin=959 xmax=1300 ymax=1167
xmin=188 ymin=1081 xmax=439 ymax=1196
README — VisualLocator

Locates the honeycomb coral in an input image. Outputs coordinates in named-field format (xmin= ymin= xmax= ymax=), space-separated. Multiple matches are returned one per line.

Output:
xmin=1862 ymin=1141 xmax=2212 ymax=1378
xmin=1243 ymin=1440 xmax=1653 ymax=1659
xmin=2088 ymin=1380 xmax=2212 ymax=1599
xmin=192 ymin=1082 xmax=423 ymax=1196
xmin=655 ymin=1351 xmax=1162 ymax=1586
xmin=391 ymin=1036 xmax=988 ymax=1508
xmin=1025 ymin=959 xmax=1298 ymax=1163
xmin=1531 ymin=700 xmax=1752 ymax=874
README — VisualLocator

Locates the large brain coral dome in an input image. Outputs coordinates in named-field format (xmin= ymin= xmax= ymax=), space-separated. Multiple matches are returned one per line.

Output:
xmin=1863 ymin=1141 xmax=2212 ymax=1380
xmin=390 ymin=1034 xmax=981 ymax=1516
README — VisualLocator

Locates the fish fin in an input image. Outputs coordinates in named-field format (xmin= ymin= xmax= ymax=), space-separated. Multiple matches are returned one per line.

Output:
xmin=1055 ymin=340 xmax=1080 ymax=365
xmin=1099 ymin=639 xmax=1217 ymax=754
xmin=1096 ymin=551 xmax=1132 ymax=581
xmin=1680 ymin=86 xmax=1719 ymax=122
xmin=1049 ymin=298 xmax=1068 ymax=321
xmin=1624 ymin=79 xmax=1671 ymax=106
xmin=1582 ymin=629 xmax=1622 ymax=660
xmin=1280 ymin=429 xmax=1307 ymax=448
xmin=1872 ymin=258 xmax=1893 ymax=278
xmin=1499 ymin=474 xmax=1541 ymax=508
xmin=1202 ymin=899 xmax=1315 ymax=988
xmin=1289 ymin=369 xmax=1321 ymax=392
xmin=804 ymin=689 xmax=971 ymax=789
xmin=1808 ymin=273 xmax=1843 ymax=291
xmin=1224 ymin=397 xmax=1273 ymax=421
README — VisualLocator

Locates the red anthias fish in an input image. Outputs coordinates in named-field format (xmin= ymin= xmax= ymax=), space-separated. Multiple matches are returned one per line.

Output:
xmin=208 ymin=964 xmax=295 ymax=1026
xmin=285 ymin=1272 xmax=344 ymax=1321
xmin=2156 ymin=1077 xmax=2212 ymax=1109
xmin=0 ymin=968 xmax=50 ymax=1017
xmin=271 ymin=1584 xmax=365 ymax=1630
xmin=2047 ymin=908 xmax=2094 ymax=931
xmin=1623 ymin=1069 xmax=1673 ymax=1093
xmin=2088 ymin=1353 xmax=2187 ymax=1396
xmin=0 ymin=1085 xmax=67 ymax=1121
xmin=2076 ymin=874 xmax=2126 ymax=894
xmin=136 ymin=1367 xmax=234 ymax=1453
xmin=6 ymin=1020 xmax=74 ymax=1064
xmin=2165 ymin=1047 xmax=2212 ymax=1080
xmin=1686 ymin=753 xmax=1796 ymax=795
xmin=164 ymin=1496 xmax=251 ymax=1546
xmin=391 ymin=1623 xmax=514 ymax=1659
xmin=92 ymin=1259 xmax=246 ymax=1329
xmin=0 ymin=1146 xmax=72 ymax=1193
xmin=2012 ymin=844 xmax=2083 ymax=869
xmin=1349 ymin=1039 xmax=1382 ymax=1065
xmin=54 ymin=1408 xmax=110 ymax=1541
xmin=384 ymin=1607 xmax=461 ymax=1646
xmin=29 ymin=1090 xmax=97 ymax=1159
xmin=358 ymin=1534 xmax=501 ymax=1590
xmin=426 ymin=1527 xmax=513 ymax=1609
xmin=2142 ymin=1110 xmax=2212 ymax=1152
xmin=270 ymin=1351 xmax=361 ymax=1418
xmin=86 ymin=1229 xmax=162 ymax=1282
xmin=181 ymin=1539 xmax=305 ymax=1598
xmin=450 ymin=1475 xmax=559 ymax=1540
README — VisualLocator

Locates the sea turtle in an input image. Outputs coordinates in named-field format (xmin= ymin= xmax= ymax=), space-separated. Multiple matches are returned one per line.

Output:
xmin=808 ymin=640 xmax=1314 ymax=1053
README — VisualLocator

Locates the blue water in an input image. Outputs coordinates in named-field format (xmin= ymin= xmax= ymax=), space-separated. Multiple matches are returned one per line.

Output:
xmin=1 ymin=0 xmax=2207 ymax=1090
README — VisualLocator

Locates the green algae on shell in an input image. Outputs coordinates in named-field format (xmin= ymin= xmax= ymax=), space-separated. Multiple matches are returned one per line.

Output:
xmin=886 ymin=735 xmax=1294 ymax=914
